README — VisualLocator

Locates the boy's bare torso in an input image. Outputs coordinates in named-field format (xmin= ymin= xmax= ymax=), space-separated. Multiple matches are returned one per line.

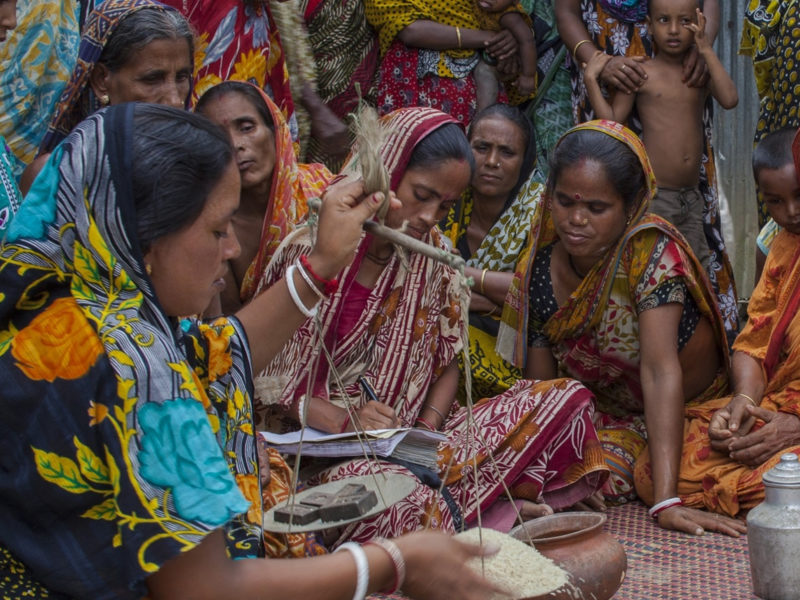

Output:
xmin=634 ymin=57 xmax=707 ymax=189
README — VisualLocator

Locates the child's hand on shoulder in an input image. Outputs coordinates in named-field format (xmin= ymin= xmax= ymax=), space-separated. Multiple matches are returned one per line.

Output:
xmin=583 ymin=50 xmax=611 ymax=81
xmin=514 ymin=73 xmax=537 ymax=96
xmin=684 ymin=8 xmax=710 ymax=52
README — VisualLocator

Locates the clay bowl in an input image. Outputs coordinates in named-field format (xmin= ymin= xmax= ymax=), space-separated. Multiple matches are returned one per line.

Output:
xmin=510 ymin=512 xmax=627 ymax=600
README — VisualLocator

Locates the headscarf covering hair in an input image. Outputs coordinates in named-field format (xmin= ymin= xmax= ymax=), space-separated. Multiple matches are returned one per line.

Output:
xmin=257 ymin=106 xmax=464 ymax=415
xmin=376 ymin=106 xmax=462 ymax=190
xmin=38 ymin=0 xmax=189 ymax=156
xmin=1 ymin=103 xmax=259 ymax=597
xmin=197 ymin=82 xmax=332 ymax=302
xmin=496 ymin=119 xmax=715 ymax=366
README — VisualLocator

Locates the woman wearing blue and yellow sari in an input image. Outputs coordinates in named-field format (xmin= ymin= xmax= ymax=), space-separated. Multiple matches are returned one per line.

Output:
xmin=497 ymin=120 xmax=745 ymax=536
xmin=0 ymin=103 xmax=502 ymax=599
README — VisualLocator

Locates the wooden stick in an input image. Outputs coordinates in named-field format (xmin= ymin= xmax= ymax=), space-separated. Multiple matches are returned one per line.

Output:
xmin=362 ymin=221 xmax=466 ymax=271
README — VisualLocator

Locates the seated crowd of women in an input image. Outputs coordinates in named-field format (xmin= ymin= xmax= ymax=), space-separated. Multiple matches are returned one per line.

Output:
xmin=2 ymin=0 xmax=800 ymax=598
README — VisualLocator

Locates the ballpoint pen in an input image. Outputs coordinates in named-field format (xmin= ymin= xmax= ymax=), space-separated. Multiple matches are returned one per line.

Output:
xmin=358 ymin=375 xmax=380 ymax=403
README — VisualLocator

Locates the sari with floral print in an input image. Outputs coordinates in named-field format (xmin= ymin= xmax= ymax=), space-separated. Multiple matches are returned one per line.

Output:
xmin=568 ymin=0 xmax=739 ymax=343
xmin=364 ymin=0 xmax=492 ymax=125
xmin=255 ymin=107 xmax=608 ymax=544
xmin=0 ymin=104 xmax=314 ymax=598
xmin=162 ymin=0 xmax=298 ymax=142
xmin=741 ymin=0 xmax=800 ymax=225
xmin=498 ymin=120 xmax=730 ymax=502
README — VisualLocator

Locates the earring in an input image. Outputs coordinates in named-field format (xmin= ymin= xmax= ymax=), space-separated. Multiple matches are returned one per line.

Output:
xmin=100 ymin=94 xmax=110 ymax=106
xmin=145 ymin=263 xmax=153 ymax=276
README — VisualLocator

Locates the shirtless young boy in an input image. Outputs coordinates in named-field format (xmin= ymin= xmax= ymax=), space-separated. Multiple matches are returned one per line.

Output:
xmin=473 ymin=0 xmax=537 ymax=110
xmin=583 ymin=0 xmax=737 ymax=268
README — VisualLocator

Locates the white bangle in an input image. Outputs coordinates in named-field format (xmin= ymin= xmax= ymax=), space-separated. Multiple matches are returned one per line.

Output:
xmin=286 ymin=265 xmax=318 ymax=318
xmin=648 ymin=496 xmax=683 ymax=519
xmin=335 ymin=542 xmax=369 ymax=600
xmin=294 ymin=257 xmax=325 ymax=300
xmin=296 ymin=396 xmax=306 ymax=425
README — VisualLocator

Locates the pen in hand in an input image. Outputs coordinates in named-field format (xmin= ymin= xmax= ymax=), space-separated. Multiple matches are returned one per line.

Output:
xmin=358 ymin=376 xmax=380 ymax=403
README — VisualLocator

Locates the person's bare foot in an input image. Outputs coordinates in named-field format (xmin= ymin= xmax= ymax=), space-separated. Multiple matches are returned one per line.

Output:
xmin=519 ymin=500 xmax=554 ymax=520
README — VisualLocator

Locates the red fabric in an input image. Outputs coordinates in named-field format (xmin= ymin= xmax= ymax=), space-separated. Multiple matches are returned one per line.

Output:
xmin=376 ymin=40 xmax=478 ymax=126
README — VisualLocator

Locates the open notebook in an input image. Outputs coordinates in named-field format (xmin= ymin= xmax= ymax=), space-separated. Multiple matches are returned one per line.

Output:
xmin=261 ymin=427 xmax=446 ymax=470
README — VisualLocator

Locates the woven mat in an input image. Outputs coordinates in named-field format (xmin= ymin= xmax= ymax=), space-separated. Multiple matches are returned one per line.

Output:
xmin=606 ymin=501 xmax=757 ymax=600
xmin=369 ymin=501 xmax=758 ymax=600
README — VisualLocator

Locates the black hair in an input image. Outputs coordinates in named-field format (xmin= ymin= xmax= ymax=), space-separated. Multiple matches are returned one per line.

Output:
xmin=406 ymin=123 xmax=475 ymax=174
xmin=549 ymin=128 xmax=646 ymax=210
xmin=195 ymin=80 xmax=275 ymax=130
xmin=98 ymin=7 xmax=194 ymax=73
xmin=469 ymin=103 xmax=537 ymax=202
xmin=752 ymin=126 xmax=797 ymax=180
xmin=131 ymin=104 xmax=234 ymax=253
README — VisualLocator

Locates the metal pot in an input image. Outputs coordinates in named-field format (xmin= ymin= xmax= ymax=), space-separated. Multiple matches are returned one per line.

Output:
xmin=747 ymin=453 xmax=800 ymax=600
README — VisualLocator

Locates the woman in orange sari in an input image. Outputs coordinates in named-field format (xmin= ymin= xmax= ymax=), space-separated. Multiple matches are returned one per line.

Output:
xmin=671 ymin=131 xmax=800 ymax=517
xmin=196 ymin=81 xmax=332 ymax=313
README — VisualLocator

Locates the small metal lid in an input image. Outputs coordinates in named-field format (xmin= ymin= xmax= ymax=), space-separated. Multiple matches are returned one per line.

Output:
xmin=763 ymin=453 xmax=800 ymax=487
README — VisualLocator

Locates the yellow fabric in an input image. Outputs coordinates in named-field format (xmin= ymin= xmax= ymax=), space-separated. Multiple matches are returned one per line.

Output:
xmin=365 ymin=0 xmax=479 ymax=77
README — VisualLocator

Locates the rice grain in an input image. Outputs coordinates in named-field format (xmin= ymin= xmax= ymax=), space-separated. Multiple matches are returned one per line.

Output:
xmin=455 ymin=528 xmax=568 ymax=599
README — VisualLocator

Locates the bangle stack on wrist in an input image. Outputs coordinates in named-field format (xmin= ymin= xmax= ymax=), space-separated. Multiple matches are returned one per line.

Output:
xmin=415 ymin=416 xmax=436 ymax=431
xmin=286 ymin=265 xmax=318 ymax=318
xmin=299 ymin=254 xmax=339 ymax=295
xmin=648 ymin=496 xmax=683 ymax=519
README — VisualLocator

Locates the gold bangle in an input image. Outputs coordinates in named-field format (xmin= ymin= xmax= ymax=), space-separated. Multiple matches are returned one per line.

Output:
xmin=479 ymin=268 xmax=488 ymax=294
xmin=481 ymin=306 xmax=499 ymax=317
xmin=426 ymin=404 xmax=448 ymax=421
xmin=456 ymin=26 xmax=462 ymax=49
xmin=572 ymin=39 xmax=594 ymax=59
xmin=734 ymin=393 xmax=758 ymax=407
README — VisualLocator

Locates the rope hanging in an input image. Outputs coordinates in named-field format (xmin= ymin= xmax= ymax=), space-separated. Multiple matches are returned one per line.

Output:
xmin=286 ymin=102 xmax=532 ymax=543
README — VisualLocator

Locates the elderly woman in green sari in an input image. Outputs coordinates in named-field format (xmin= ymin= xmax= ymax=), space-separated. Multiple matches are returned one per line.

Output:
xmin=441 ymin=104 xmax=538 ymax=400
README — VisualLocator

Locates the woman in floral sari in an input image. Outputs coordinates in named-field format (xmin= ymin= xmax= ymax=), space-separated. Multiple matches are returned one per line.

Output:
xmin=741 ymin=0 xmax=800 ymax=225
xmin=160 ymin=0 xmax=296 ymax=135
xmin=554 ymin=0 xmax=739 ymax=346
xmin=497 ymin=120 xmax=744 ymax=536
xmin=195 ymin=81 xmax=332 ymax=314
xmin=440 ymin=104 xmax=540 ymax=400
xmin=668 ymin=130 xmax=800 ymax=518
xmin=256 ymin=106 xmax=608 ymax=544
xmin=0 ymin=103 xmax=501 ymax=599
